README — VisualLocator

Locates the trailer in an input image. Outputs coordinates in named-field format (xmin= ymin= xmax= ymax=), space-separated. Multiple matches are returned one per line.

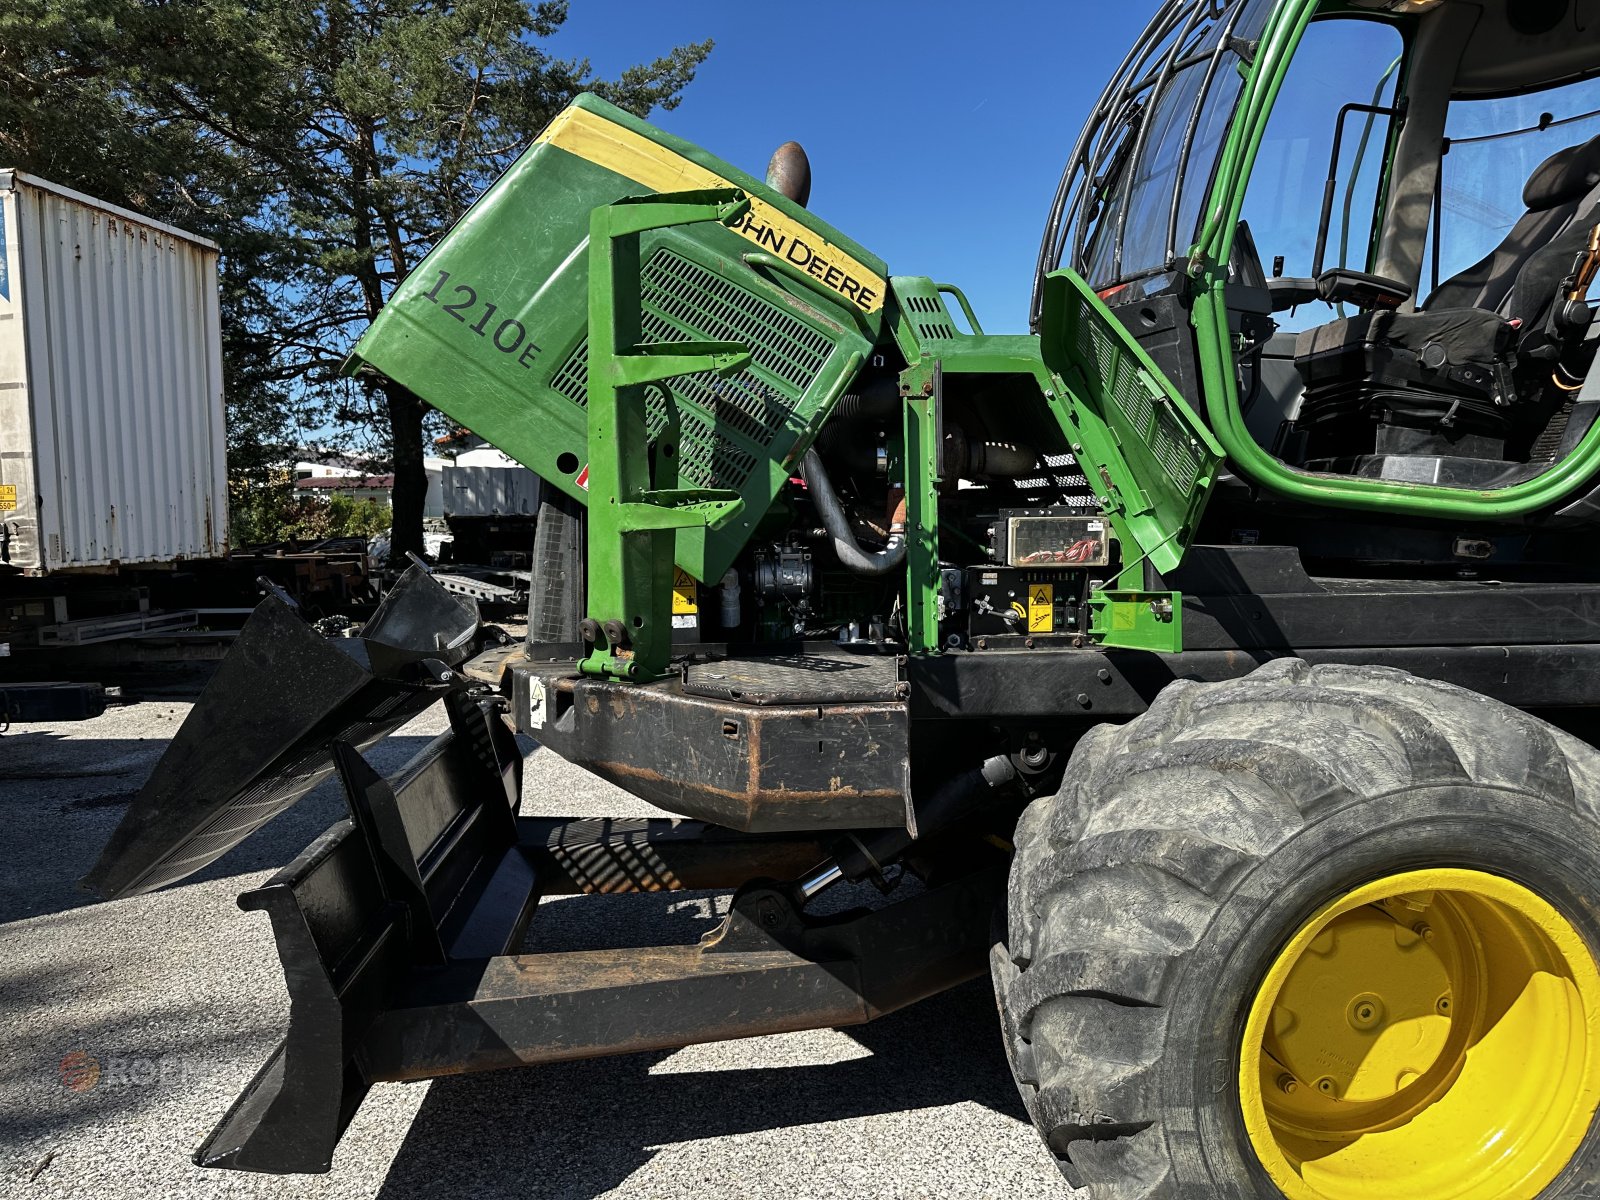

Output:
xmin=0 ymin=170 xmax=227 ymax=575
xmin=0 ymin=171 xmax=227 ymax=670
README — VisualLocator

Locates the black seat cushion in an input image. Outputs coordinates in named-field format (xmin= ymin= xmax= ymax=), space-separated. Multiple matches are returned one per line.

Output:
xmin=1426 ymin=132 xmax=1600 ymax=314
xmin=1288 ymin=133 xmax=1600 ymax=462
xmin=1509 ymin=212 xmax=1600 ymax=337
xmin=1297 ymin=307 xmax=1514 ymax=395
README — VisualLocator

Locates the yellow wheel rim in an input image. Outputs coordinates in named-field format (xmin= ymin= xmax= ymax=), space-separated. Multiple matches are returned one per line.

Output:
xmin=1240 ymin=869 xmax=1600 ymax=1199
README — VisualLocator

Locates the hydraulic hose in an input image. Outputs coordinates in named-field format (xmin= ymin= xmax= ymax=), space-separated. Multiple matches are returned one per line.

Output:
xmin=800 ymin=448 xmax=906 ymax=577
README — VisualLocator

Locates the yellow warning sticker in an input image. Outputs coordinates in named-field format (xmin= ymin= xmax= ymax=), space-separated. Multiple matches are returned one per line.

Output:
xmin=1027 ymin=584 xmax=1054 ymax=633
xmin=671 ymin=567 xmax=698 ymax=615
xmin=0 ymin=484 xmax=15 ymax=511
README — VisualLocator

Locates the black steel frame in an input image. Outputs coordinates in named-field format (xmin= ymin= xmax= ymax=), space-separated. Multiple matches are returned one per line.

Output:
xmin=193 ymin=686 xmax=992 ymax=1174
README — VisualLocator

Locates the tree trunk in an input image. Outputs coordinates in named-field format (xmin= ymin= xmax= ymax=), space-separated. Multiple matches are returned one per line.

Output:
xmin=383 ymin=381 xmax=428 ymax=567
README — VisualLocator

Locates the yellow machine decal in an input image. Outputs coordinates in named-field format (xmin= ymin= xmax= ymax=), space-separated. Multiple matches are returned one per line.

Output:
xmin=0 ymin=483 xmax=15 ymax=511
xmin=671 ymin=566 xmax=699 ymax=615
xmin=537 ymin=107 xmax=886 ymax=313
xmin=1028 ymin=584 xmax=1054 ymax=633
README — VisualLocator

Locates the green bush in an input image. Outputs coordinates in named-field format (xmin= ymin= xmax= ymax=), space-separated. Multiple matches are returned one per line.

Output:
xmin=230 ymin=482 xmax=392 ymax=546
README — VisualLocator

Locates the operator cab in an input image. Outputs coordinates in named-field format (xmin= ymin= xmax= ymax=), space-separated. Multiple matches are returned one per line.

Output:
xmin=1038 ymin=0 xmax=1600 ymax=494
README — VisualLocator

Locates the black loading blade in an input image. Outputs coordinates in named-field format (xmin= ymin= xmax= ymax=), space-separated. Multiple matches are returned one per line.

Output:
xmin=84 ymin=565 xmax=483 ymax=899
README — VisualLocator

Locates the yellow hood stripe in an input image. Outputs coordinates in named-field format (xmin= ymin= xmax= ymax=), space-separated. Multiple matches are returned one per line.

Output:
xmin=537 ymin=107 xmax=885 ymax=314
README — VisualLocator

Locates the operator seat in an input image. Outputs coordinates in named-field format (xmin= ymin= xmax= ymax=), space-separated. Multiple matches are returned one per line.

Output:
xmin=1294 ymin=132 xmax=1600 ymax=461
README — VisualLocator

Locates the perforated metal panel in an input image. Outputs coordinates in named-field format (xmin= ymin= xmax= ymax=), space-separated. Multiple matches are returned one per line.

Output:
xmin=1076 ymin=307 xmax=1206 ymax=497
xmin=899 ymin=289 xmax=960 ymax=344
xmin=549 ymin=246 xmax=843 ymax=496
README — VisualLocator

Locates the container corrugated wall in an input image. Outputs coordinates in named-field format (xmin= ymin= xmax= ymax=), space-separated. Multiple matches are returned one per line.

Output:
xmin=440 ymin=464 xmax=543 ymax=518
xmin=0 ymin=170 xmax=226 ymax=573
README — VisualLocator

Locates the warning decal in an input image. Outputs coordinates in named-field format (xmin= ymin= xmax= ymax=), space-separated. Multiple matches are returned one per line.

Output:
xmin=671 ymin=566 xmax=698 ymax=615
xmin=0 ymin=484 xmax=16 ymax=511
xmin=1027 ymin=584 xmax=1054 ymax=633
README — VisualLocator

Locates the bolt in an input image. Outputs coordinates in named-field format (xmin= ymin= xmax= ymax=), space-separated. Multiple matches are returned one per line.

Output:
xmin=1076 ymin=693 xmax=1092 ymax=709
xmin=1025 ymin=637 xmax=1036 ymax=649
xmin=1097 ymin=668 xmax=1112 ymax=683
xmin=757 ymin=898 xmax=784 ymax=930
xmin=1278 ymin=1074 xmax=1299 ymax=1096
xmin=1413 ymin=922 xmax=1435 ymax=942
xmin=977 ymin=638 xmax=989 ymax=650
xmin=1316 ymin=1077 xmax=1338 ymax=1097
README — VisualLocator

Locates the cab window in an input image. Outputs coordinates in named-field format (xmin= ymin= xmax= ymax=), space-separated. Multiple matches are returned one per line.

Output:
xmin=1240 ymin=18 xmax=1407 ymax=331
xmin=1426 ymin=76 xmax=1600 ymax=299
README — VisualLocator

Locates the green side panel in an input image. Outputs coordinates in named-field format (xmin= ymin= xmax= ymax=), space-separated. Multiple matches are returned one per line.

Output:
xmin=1037 ymin=269 xmax=1224 ymax=575
xmin=1087 ymin=591 xmax=1183 ymax=653
xmin=345 ymin=95 xmax=884 ymax=583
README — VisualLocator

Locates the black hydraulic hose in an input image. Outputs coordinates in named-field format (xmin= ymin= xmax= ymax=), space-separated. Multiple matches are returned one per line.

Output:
xmin=800 ymin=448 xmax=906 ymax=577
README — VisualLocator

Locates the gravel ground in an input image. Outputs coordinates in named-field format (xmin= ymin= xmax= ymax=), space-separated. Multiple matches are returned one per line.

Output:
xmin=0 ymin=693 xmax=1073 ymax=1199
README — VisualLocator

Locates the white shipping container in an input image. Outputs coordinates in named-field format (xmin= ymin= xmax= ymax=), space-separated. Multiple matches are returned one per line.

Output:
xmin=0 ymin=170 xmax=226 ymax=574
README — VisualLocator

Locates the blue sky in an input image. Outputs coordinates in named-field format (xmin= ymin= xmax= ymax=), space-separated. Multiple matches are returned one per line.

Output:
xmin=554 ymin=1 xmax=1160 ymax=334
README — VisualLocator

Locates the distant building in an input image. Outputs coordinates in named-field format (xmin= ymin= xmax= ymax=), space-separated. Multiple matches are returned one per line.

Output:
xmin=292 ymin=456 xmax=449 ymax=518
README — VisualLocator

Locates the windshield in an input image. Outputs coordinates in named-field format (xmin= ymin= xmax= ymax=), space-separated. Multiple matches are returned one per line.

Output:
xmin=1037 ymin=0 xmax=1275 ymax=315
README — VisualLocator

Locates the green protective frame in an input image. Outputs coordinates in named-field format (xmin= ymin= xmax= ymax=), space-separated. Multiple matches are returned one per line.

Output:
xmin=1191 ymin=0 xmax=1600 ymax=517
xmin=581 ymin=189 xmax=754 ymax=682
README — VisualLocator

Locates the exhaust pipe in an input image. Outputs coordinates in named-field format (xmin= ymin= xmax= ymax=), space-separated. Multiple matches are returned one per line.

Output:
xmin=766 ymin=140 xmax=812 ymax=207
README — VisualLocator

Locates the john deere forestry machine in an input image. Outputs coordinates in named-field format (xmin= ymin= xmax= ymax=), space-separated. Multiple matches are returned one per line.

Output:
xmin=82 ymin=0 xmax=1600 ymax=1194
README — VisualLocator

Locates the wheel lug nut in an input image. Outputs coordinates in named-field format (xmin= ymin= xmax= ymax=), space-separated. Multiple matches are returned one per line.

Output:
xmin=1413 ymin=922 xmax=1434 ymax=942
xmin=1278 ymin=1073 xmax=1299 ymax=1095
xmin=1316 ymin=1076 xmax=1339 ymax=1097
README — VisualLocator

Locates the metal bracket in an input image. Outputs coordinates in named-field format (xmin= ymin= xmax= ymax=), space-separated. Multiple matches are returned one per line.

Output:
xmin=332 ymin=741 xmax=448 ymax=966
xmin=581 ymin=189 xmax=754 ymax=683
xmin=1087 ymin=589 xmax=1185 ymax=653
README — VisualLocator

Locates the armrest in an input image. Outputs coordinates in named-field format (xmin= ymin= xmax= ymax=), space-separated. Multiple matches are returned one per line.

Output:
xmin=1267 ymin=277 xmax=1319 ymax=311
xmin=1315 ymin=269 xmax=1412 ymax=311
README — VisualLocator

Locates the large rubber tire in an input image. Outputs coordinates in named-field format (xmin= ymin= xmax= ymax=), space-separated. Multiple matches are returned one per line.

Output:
xmin=993 ymin=658 xmax=1600 ymax=1198
xmin=528 ymin=489 xmax=585 ymax=646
